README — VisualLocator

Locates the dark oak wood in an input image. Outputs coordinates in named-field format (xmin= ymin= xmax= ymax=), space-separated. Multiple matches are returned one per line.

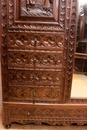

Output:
xmin=1 ymin=0 xmax=87 ymax=127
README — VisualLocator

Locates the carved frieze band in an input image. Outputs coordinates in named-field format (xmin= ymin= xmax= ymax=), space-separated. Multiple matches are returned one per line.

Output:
xmin=7 ymin=33 xmax=64 ymax=50
xmin=8 ymin=69 xmax=62 ymax=86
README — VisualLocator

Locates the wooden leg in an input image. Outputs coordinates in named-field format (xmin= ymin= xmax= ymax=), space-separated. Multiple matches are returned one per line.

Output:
xmin=5 ymin=124 xmax=11 ymax=129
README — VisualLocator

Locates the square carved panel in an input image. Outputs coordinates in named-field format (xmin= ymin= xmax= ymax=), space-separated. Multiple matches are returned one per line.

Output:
xmin=19 ymin=0 xmax=59 ymax=22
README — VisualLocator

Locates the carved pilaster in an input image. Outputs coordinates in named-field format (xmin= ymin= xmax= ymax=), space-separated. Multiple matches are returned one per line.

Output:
xmin=63 ymin=0 xmax=77 ymax=102
xmin=1 ymin=0 xmax=9 ymax=101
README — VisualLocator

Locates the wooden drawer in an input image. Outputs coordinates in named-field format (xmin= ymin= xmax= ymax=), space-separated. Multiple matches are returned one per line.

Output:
xmin=7 ymin=33 xmax=64 ymax=51
xmin=8 ymin=51 xmax=63 ymax=69
xmin=8 ymin=69 xmax=62 ymax=86
xmin=8 ymin=86 xmax=61 ymax=103
xmin=3 ymin=103 xmax=87 ymax=126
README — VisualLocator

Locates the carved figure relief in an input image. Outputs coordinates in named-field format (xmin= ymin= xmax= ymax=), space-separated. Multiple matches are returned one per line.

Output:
xmin=21 ymin=0 xmax=53 ymax=17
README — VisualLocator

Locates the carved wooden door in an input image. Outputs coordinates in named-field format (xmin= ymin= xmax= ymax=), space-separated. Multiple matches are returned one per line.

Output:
xmin=1 ymin=0 xmax=77 ymax=127
xmin=1 ymin=0 xmax=77 ymax=103
xmin=2 ymin=0 xmax=65 ymax=104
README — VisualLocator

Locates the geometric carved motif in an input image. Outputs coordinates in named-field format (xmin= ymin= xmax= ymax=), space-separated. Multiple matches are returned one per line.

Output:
xmin=7 ymin=33 xmax=64 ymax=51
xmin=9 ymin=107 xmax=87 ymax=119
xmin=8 ymin=51 xmax=63 ymax=68
xmin=8 ymin=69 xmax=62 ymax=86
xmin=4 ymin=103 xmax=87 ymax=126
xmin=9 ymin=86 xmax=60 ymax=103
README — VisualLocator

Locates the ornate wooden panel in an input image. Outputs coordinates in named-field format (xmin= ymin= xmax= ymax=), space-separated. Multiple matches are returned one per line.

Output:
xmin=3 ymin=103 xmax=87 ymax=126
xmin=7 ymin=33 xmax=64 ymax=51
xmin=8 ymin=86 xmax=60 ymax=103
xmin=8 ymin=69 xmax=62 ymax=86
xmin=8 ymin=51 xmax=63 ymax=68
xmin=21 ymin=0 xmax=59 ymax=22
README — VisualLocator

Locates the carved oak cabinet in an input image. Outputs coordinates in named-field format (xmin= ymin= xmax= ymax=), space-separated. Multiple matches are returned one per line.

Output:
xmin=1 ymin=0 xmax=87 ymax=127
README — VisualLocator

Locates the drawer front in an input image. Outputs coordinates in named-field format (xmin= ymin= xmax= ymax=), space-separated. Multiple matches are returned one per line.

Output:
xmin=8 ymin=51 xmax=63 ymax=69
xmin=6 ymin=105 xmax=84 ymax=118
xmin=7 ymin=33 xmax=64 ymax=51
xmin=8 ymin=69 xmax=62 ymax=86
xmin=8 ymin=86 xmax=60 ymax=103
xmin=4 ymin=103 xmax=87 ymax=125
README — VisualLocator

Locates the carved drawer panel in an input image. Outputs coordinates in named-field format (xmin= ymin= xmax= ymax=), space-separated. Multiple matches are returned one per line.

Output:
xmin=4 ymin=103 xmax=87 ymax=126
xmin=8 ymin=86 xmax=60 ymax=103
xmin=8 ymin=69 xmax=62 ymax=86
xmin=8 ymin=51 xmax=63 ymax=69
xmin=7 ymin=33 xmax=64 ymax=51
xmin=8 ymin=105 xmax=87 ymax=118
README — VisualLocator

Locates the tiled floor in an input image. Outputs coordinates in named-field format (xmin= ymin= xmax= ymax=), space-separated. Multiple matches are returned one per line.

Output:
xmin=71 ymin=74 xmax=87 ymax=98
